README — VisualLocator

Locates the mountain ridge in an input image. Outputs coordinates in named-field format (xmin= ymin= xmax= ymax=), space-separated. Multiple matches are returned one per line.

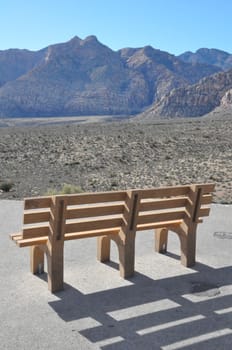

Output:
xmin=138 ymin=69 xmax=232 ymax=120
xmin=178 ymin=48 xmax=232 ymax=71
xmin=0 ymin=36 xmax=231 ymax=118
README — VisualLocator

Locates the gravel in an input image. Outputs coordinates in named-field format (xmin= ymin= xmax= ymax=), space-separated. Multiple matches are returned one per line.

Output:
xmin=0 ymin=117 xmax=231 ymax=203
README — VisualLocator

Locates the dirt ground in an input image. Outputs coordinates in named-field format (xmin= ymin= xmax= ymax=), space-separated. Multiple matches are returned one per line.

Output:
xmin=0 ymin=115 xmax=231 ymax=203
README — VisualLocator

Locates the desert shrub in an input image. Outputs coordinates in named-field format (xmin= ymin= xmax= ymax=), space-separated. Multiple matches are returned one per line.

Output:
xmin=44 ymin=188 xmax=59 ymax=196
xmin=61 ymin=183 xmax=83 ymax=194
xmin=45 ymin=183 xmax=83 ymax=195
xmin=0 ymin=181 xmax=14 ymax=192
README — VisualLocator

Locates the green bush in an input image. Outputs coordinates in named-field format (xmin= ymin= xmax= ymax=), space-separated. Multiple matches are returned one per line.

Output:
xmin=45 ymin=183 xmax=83 ymax=195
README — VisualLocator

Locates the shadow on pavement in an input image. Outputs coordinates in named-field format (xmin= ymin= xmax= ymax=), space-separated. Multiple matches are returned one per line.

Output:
xmin=48 ymin=260 xmax=232 ymax=349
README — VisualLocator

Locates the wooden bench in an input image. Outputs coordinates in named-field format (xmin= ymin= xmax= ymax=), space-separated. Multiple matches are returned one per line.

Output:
xmin=10 ymin=183 xmax=214 ymax=293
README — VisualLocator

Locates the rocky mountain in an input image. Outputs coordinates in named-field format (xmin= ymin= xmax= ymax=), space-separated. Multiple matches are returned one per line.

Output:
xmin=0 ymin=48 xmax=46 ymax=87
xmin=0 ymin=36 xmax=221 ymax=118
xmin=178 ymin=48 xmax=232 ymax=71
xmin=220 ymin=88 xmax=232 ymax=106
xmin=119 ymin=46 xmax=220 ymax=102
xmin=202 ymin=88 xmax=232 ymax=120
xmin=140 ymin=69 xmax=232 ymax=119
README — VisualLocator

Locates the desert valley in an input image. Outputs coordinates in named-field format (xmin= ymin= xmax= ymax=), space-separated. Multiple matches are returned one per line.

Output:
xmin=0 ymin=112 xmax=231 ymax=204
xmin=0 ymin=36 xmax=232 ymax=203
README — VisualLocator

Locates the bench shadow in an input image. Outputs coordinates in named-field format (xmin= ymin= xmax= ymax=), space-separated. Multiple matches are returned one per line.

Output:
xmin=48 ymin=259 xmax=232 ymax=349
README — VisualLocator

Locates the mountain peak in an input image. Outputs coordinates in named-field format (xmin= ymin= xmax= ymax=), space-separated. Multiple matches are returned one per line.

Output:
xmin=84 ymin=35 xmax=98 ymax=42
xmin=66 ymin=35 xmax=100 ymax=47
xmin=69 ymin=35 xmax=82 ymax=43
xmin=80 ymin=35 xmax=104 ymax=48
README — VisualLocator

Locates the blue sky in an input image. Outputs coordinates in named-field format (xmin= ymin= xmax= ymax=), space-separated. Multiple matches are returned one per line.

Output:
xmin=0 ymin=0 xmax=231 ymax=55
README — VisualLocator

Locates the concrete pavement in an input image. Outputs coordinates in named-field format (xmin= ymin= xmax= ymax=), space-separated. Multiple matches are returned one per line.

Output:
xmin=1 ymin=200 xmax=232 ymax=349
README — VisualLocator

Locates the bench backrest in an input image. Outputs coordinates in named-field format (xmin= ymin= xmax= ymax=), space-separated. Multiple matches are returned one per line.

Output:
xmin=19 ymin=183 xmax=214 ymax=246
xmin=134 ymin=183 xmax=214 ymax=232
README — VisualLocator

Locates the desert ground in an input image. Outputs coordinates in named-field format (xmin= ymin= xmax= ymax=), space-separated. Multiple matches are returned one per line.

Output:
xmin=0 ymin=115 xmax=231 ymax=203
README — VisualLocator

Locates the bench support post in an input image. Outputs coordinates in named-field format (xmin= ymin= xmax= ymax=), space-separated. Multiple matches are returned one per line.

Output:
xmin=116 ymin=191 xmax=139 ymax=278
xmin=179 ymin=226 xmax=197 ymax=267
xmin=30 ymin=245 xmax=44 ymax=274
xmin=46 ymin=241 xmax=64 ymax=293
xmin=154 ymin=185 xmax=205 ymax=267
xmin=97 ymin=235 xmax=111 ymax=262
xmin=118 ymin=232 xmax=136 ymax=278
xmin=155 ymin=228 xmax=168 ymax=253
xmin=179 ymin=185 xmax=203 ymax=267
xmin=46 ymin=197 xmax=66 ymax=293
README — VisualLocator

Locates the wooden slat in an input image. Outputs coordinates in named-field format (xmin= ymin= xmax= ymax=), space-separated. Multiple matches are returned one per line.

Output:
xmin=23 ymin=210 xmax=50 ymax=224
xmin=64 ymin=227 xmax=120 ymax=240
xmin=188 ymin=183 xmax=215 ymax=202
xmin=201 ymin=183 xmax=215 ymax=193
xmin=137 ymin=219 xmax=183 ymax=231
xmin=199 ymin=207 xmax=211 ymax=217
xmin=17 ymin=236 xmax=48 ymax=247
xmin=66 ymin=204 xmax=125 ymax=220
xmin=185 ymin=206 xmax=211 ymax=220
xmin=65 ymin=191 xmax=127 ymax=205
xmin=201 ymin=194 xmax=213 ymax=205
xmin=24 ymin=197 xmax=52 ymax=210
xmin=17 ymin=227 xmax=121 ymax=247
xmin=137 ymin=210 xmax=185 ymax=225
xmin=191 ymin=183 xmax=215 ymax=194
xmin=10 ymin=233 xmax=23 ymax=241
xmin=23 ymin=224 xmax=50 ymax=239
xmin=139 ymin=197 xmax=187 ymax=212
xmin=65 ymin=217 xmax=124 ymax=234
xmin=137 ymin=185 xmax=190 ymax=199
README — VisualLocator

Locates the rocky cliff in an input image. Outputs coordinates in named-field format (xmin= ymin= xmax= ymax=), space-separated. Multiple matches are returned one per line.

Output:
xmin=221 ymin=89 xmax=232 ymax=106
xmin=140 ymin=69 xmax=232 ymax=119
xmin=0 ymin=48 xmax=46 ymax=86
xmin=0 ymin=36 xmax=221 ymax=118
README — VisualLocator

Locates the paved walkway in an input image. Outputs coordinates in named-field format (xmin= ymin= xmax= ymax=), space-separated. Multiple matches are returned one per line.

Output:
xmin=1 ymin=201 xmax=232 ymax=349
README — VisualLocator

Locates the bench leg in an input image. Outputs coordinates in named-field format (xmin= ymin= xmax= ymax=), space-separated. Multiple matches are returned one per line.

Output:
xmin=46 ymin=242 xmax=64 ymax=293
xmin=30 ymin=245 xmax=44 ymax=274
xmin=179 ymin=228 xmax=197 ymax=267
xmin=97 ymin=236 xmax=111 ymax=262
xmin=117 ymin=234 xmax=135 ymax=279
xmin=155 ymin=228 xmax=168 ymax=253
